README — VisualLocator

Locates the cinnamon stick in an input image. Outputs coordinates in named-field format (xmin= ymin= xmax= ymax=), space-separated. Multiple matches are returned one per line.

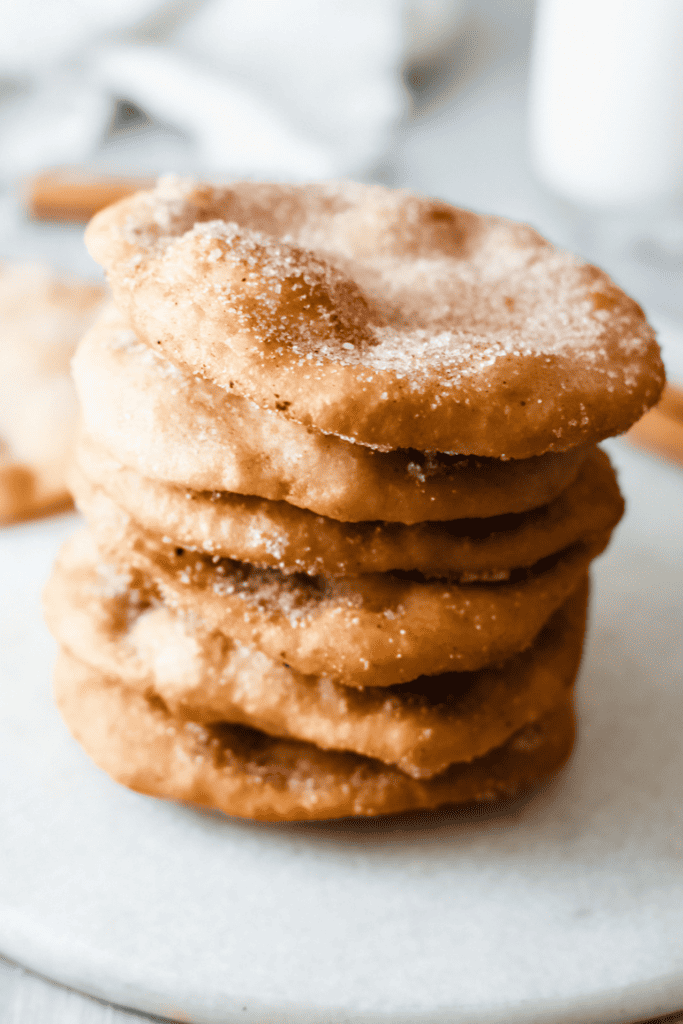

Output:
xmin=626 ymin=384 xmax=683 ymax=468
xmin=25 ymin=170 xmax=153 ymax=222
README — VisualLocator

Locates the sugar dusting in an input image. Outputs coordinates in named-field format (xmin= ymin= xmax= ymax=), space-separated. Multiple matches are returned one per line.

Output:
xmin=95 ymin=304 xmax=535 ymax=484
xmin=125 ymin=176 xmax=656 ymax=393
xmin=169 ymin=549 xmax=368 ymax=625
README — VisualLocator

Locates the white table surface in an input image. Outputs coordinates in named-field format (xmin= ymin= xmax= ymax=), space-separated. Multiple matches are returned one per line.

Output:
xmin=1 ymin=2 xmax=682 ymax=1021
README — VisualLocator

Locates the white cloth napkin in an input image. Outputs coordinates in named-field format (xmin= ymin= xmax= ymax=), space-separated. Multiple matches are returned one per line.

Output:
xmin=0 ymin=0 xmax=464 ymax=182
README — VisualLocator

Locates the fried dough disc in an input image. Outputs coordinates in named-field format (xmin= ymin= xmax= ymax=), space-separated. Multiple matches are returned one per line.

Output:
xmin=85 ymin=178 xmax=664 ymax=458
xmin=75 ymin=438 xmax=623 ymax=579
xmin=80 ymin=484 xmax=607 ymax=685
xmin=54 ymin=648 xmax=576 ymax=821
xmin=44 ymin=531 xmax=588 ymax=778
xmin=72 ymin=309 xmax=588 ymax=524
xmin=0 ymin=263 xmax=105 ymax=523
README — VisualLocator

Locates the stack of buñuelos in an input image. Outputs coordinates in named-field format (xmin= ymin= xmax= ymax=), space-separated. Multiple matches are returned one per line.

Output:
xmin=44 ymin=179 xmax=664 ymax=821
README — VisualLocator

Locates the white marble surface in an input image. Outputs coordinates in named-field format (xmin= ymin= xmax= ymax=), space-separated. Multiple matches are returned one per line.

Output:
xmin=0 ymin=956 xmax=147 ymax=1023
xmin=0 ymin=440 xmax=681 ymax=1024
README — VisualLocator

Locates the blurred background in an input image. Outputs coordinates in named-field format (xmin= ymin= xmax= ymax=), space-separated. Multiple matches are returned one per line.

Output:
xmin=0 ymin=0 xmax=681 ymax=386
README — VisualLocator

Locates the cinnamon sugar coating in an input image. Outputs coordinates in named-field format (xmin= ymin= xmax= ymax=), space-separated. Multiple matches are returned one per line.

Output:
xmin=86 ymin=178 xmax=664 ymax=458
xmin=72 ymin=307 xmax=589 ymax=524
xmin=79 ymin=480 xmax=607 ymax=686
xmin=45 ymin=177 xmax=656 ymax=821
xmin=74 ymin=440 xmax=623 ymax=579
xmin=54 ymin=648 xmax=576 ymax=821
xmin=45 ymin=531 xmax=587 ymax=779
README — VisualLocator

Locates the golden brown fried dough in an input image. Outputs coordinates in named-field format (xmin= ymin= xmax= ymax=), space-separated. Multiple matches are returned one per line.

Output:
xmin=54 ymin=648 xmax=577 ymax=821
xmin=47 ymin=178 xmax=656 ymax=820
xmin=0 ymin=263 xmax=105 ymax=523
xmin=85 ymin=178 xmax=663 ymax=457
xmin=74 ymin=438 xmax=623 ymax=578
xmin=78 ymin=486 xmax=608 ymax=685
xmin=45 ymin=531 xmax=588 ymax=778
xmin=72 ymin=308 xmax=588 ymax=524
